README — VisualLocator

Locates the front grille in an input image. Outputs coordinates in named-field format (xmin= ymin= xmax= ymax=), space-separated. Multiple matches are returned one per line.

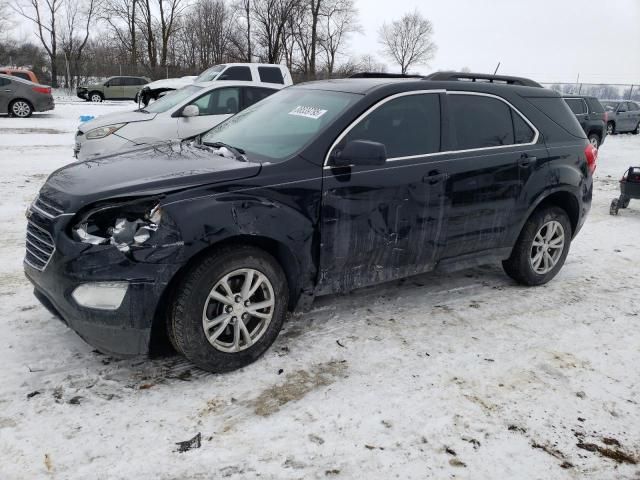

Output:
xmin=31 ymin=195 xmax=64 ymax=218
xmin=25 ymin=221 xmax=55 ymax=271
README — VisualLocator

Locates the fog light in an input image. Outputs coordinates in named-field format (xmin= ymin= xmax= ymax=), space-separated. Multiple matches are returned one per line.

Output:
xmin=72 ymin=282 xmax=128 ymax=310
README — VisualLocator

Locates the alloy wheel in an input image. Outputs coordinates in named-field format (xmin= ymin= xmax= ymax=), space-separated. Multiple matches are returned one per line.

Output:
xmin=589 ymin=136 xmax=599 ymax=149
xmin=91 ymin=94 xmax=102 ymax=102
xmin=201 ymin=268 xmax=275 ymax=353
xmin=530 ymin=220 xmax=565 ymax=274
xmin=607 ymin=123 xmax=614 ymax=135
xmin=12 ymin=101 xmax=31 ymax=117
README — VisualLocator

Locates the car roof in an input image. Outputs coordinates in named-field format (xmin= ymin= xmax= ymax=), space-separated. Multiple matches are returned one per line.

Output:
xmin=192 ymin=79 xmax=286 ymax=89
xmin=295 ymin=77 xmax=558 ymax=97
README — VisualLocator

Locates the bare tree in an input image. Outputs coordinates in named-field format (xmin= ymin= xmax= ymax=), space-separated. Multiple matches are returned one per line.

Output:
xmin=101 ymin=0 xmax=138 ymax=65
xmin=233 ymin=0 xmax=252 ymax=61
xmin=378 ymin=9 xmax=436 ymax=74
xmin=358 ymin=54 xmax=386 ymax=73
xmin=12 ymin=0 xmax=64 ymax=86
xmin=252 ymin=0 xmax=301 ymax=63
xmin=319 ymin=0 xmax=359 ymax=75
xmin=60 ymin=0 xmax=96 ymax=88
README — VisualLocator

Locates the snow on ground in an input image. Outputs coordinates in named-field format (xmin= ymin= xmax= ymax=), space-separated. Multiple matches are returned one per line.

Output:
xmin=0 ymin=103 xmax=639 ymax=479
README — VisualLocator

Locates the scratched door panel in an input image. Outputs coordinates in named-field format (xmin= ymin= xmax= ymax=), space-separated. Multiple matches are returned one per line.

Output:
xmin=317 ymin=160 xmax=449 ymax=295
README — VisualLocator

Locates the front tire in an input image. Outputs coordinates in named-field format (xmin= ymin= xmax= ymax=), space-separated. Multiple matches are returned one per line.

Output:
xmin=169 ymin=246 xmax=289 ymax=373
xmin=9 ymin=99 xmax=33 ymax=118
xmin=503 ymin=207 xmax=572 ymax=286
xmin=89 ymin=92 xmax=103 ymax=103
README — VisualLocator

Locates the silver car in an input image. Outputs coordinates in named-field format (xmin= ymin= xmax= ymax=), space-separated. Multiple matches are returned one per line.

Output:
xmin=0 ymin=74 xmax=55 ymax=118
xmin=601 ymin=100 xmax=640 ymax=135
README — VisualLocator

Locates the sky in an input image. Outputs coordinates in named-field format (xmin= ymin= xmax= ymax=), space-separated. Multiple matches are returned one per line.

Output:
xmin=351 ymin=0 xmax=640 ymax=84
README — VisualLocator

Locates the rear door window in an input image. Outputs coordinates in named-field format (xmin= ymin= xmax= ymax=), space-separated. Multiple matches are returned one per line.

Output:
xmin=564 ymin=98 xmax=587 ymax=115
xmin=13 ymin=72 xmax=30 ymax=81
xmin=243 ymin=87 xmax=277 ymax=109
xmin=0 ymin=78 xmax=10 ymax=87
xmin=219 ymin=66 xmax=252 ymax=81
xmin=449 ymin=94 xmax=517 ymax=149
xmin=343 ymin=93 xmax=441 ymax=158
xmin=258 ymin=67 xmax=285 ymax=84
xmin=108 ymin=78 xmax=124 ymax=86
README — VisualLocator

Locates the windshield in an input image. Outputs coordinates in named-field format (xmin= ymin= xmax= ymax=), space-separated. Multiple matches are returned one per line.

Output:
xmin=144 ymin=85 xmax=203 ymax=113
xmin=602 ymin=101 xmax=620 ymax=111
xmin=202 ymin=88 xmax=359 ymax=162
xmin=194 ymin=65 xmax=226 ymax=83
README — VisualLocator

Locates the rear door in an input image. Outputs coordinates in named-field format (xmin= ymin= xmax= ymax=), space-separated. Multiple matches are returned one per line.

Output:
xmin=318 ymin=91 xmax=449 ymax=293
xmin=177 ymin=87 xmax=241 ymax=138
xmin=0 ymin=77 xmax=12 ymax=112
xmin=628 ymin=101 xmax=640 ymax=130
xmin=437 ymin=92 xmax=540 ymax=260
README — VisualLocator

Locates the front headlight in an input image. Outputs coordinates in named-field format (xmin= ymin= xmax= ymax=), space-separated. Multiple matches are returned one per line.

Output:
xmin=85 ymin=123 xmax=126 ymax=139
xmin=73 ymin=199 xmax=162 ymax=252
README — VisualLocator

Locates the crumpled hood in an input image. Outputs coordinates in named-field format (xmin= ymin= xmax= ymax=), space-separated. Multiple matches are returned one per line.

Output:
xmin=78 ymin=111 xmax=158 ymax=133
xmin=40 ymin=142 xmax=261 ymax=212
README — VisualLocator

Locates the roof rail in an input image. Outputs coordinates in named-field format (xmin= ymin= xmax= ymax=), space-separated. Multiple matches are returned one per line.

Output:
xmin=423 ymin=71 xmax=543 ymax=88
xmin=349 ymin=72 xmax=424 ymax=79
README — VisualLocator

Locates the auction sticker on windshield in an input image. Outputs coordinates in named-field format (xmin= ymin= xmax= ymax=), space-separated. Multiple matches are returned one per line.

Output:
xmin=288 ymin=105 xmax=328 ymax=120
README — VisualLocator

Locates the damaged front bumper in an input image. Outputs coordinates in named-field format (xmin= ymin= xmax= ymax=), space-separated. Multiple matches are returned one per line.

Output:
xmin=24 ymin=207 xmax=184 ymax=357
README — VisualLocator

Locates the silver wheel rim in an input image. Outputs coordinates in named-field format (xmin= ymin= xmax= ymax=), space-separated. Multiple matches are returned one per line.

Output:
xmin=12 ymin=101 xmax=30 ymax=117
xmin=91 ymin=94 xmax=101 ymax=102
xmin=607 ymin=124 xmax=613 ymax=134
xmin=589 ymin=137 xmax=598 ymax=148
xmin=530 ymin=220 xmax=565 ymax=274
xmin=202 ymin=268 xmax=275 ymax=353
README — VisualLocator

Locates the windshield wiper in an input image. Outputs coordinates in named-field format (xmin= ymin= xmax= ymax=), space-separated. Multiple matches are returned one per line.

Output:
xmin=205 ymin=141 xmax=247 ymax=161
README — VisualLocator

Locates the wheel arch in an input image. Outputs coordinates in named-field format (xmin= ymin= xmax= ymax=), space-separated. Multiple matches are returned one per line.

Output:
xmin=9 ymin=97 xmax=34 ymax=114
xmin=148 ymin=234 xmax=304 ymax=354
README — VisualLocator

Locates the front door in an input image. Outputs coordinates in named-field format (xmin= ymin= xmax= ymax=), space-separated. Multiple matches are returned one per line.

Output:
xmin=104 ymin=78 xmax=124 ymax=99
xmin=177 ymin=87 xmax=240 ymax=138
xmin=318 ymin=92 xmax=449 ymax=294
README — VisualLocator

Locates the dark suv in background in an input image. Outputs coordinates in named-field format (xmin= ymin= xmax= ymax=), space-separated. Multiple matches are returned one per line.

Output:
xmin=25 ymin=72 xmax=595 ymax=373
xmin=563 ymin=95 xmax=607 ymax=148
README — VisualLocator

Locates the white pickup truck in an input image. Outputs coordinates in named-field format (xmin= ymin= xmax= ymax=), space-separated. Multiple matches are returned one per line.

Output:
xmin=138 ymin=63 xmax=292 ymax=105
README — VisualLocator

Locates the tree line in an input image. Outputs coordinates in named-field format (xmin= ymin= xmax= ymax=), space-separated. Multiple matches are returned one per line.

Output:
xmin=1 ymin=0 xmax=437 ymax=88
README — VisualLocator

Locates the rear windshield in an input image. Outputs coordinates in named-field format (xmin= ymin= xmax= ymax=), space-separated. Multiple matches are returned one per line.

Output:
xmin=202 ymin=88 xmax=359 ymax=162
xmin=144 ymin=85 xmax=203 ymax=113
xmin=526 ymin=97 xmax=586 ymax=138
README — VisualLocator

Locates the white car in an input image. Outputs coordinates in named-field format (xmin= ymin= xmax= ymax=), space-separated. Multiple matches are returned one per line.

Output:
xmin=74 ymin=81 xmax=283 ymax=161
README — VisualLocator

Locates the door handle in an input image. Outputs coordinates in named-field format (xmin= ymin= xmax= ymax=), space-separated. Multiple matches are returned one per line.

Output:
xmin=423 ymin=170 xmax=447 ymax=185
xmin=519 ymin=154 xmax=536 ymax=167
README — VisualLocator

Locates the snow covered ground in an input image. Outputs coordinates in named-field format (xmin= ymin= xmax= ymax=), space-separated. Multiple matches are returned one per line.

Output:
xmin=0 ymin=102 xmax=639 ymax=479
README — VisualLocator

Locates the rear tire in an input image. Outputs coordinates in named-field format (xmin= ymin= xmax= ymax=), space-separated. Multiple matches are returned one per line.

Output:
xmin=9 ymin=99 xmax=33 ymax=118
xmin=607 ymin=122 xmax=616 ymax=135
xmin=588 ymin=133 xmax=600 ymax=149
xmin=503 ymin=207 xmax=572 ymax=286
xmin=169 ymin=246 xmax=288 ymax=373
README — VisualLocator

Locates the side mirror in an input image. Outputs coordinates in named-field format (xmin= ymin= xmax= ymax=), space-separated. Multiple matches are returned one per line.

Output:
xmin=104 ymin=82 xmax=110 ymax=87
xmin=332 ymin=140 xmax=387 ymax=167
xmin=182 ymin=105 xmax=199 ymax=117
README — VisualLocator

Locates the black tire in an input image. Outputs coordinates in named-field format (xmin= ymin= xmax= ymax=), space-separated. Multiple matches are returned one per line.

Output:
xmin=89 ymin=91 xmax=103 ymax=103
xmin=610 ymin=198 xmax=619 ymax=215
xmin=9 ymin=99 xmax=33 ymax=118
xmin=607 ymin=122 xmax=616 ymax=135
xmin=632 ymin=123 xmax=640 ymax=135
xmin=502 ymin=206 xmax=572 ymax=286
xmin=619 ymin=196 xmax=630 ymax=209
xmin=587 ymin=133 xmax=600 ymax=149
xmin=169 ymin=246 xmax=289 ymax=373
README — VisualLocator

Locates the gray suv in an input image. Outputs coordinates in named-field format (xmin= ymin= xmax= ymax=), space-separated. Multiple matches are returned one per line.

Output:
xmin=77 ymin=76 xmax=150 ymax=102
xmin=0 ymin=74 xmax=54 ymax=117
xmin=601 ymin=100 xmax=640 ymax=135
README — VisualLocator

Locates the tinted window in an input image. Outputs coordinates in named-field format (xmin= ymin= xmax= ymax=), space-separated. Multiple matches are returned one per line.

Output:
xmin=108 ymin=78 xmax=123 ymax=86
xmin=0 ymin=78 xmax=10 ymax=87
xmin=244 ymin=87 xmax=277 ymax=108
xmin=258 ymin=67 xmax=284 ymax=84
xmin=527 ymin=97 xmax=585 ymax=138
xmin=13 ymin=72 xmax=30 ymax=81
xmin=450 ymin=94 xmax=516 ymax=149
xmin=202 ymin=89 xmax=358 ymax=161
xmin=190 ymin=87 xmax=240 ymax=116
xmin=136 ymin=78 xmax=148 ymax=85
xmin=342 ymin=94 xmax=441 ymax=157
xmin=564 ymin=98 xmax=586 ymax=115
xmin=512 ymin=110 xmax=535 ymax=144
xmin=219 ymin=66 xmax=252 ymax=81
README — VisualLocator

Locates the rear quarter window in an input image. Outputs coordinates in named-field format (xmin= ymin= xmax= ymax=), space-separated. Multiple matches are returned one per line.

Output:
xmin=525 ymin=97 xmax=586 ymax=138
xmin=258 ymin=67 xmax=285 ymax=84
xmin=13 ymin=72 xmax=31 ymax=81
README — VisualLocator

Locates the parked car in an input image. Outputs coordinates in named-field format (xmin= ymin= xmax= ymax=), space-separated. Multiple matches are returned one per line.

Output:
xmin=562 ymin=95 xmax=607 ymax=148
xmin=600 ymin=100 xmax=640 ymax=135
xmin=0 ymin=74 xmax=54 ymax=117
xmin=0 ymin=68 xmax=40 ymax=83
xmin=137 ymin=63 xmax=293 ymax=106
xmin=74 ymin=81 xmax=283 ymax=160
xmin=77 ymin=76 xmax=151 ymax=102
xmin=24 ymin=73 xmax=595 ymax=372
